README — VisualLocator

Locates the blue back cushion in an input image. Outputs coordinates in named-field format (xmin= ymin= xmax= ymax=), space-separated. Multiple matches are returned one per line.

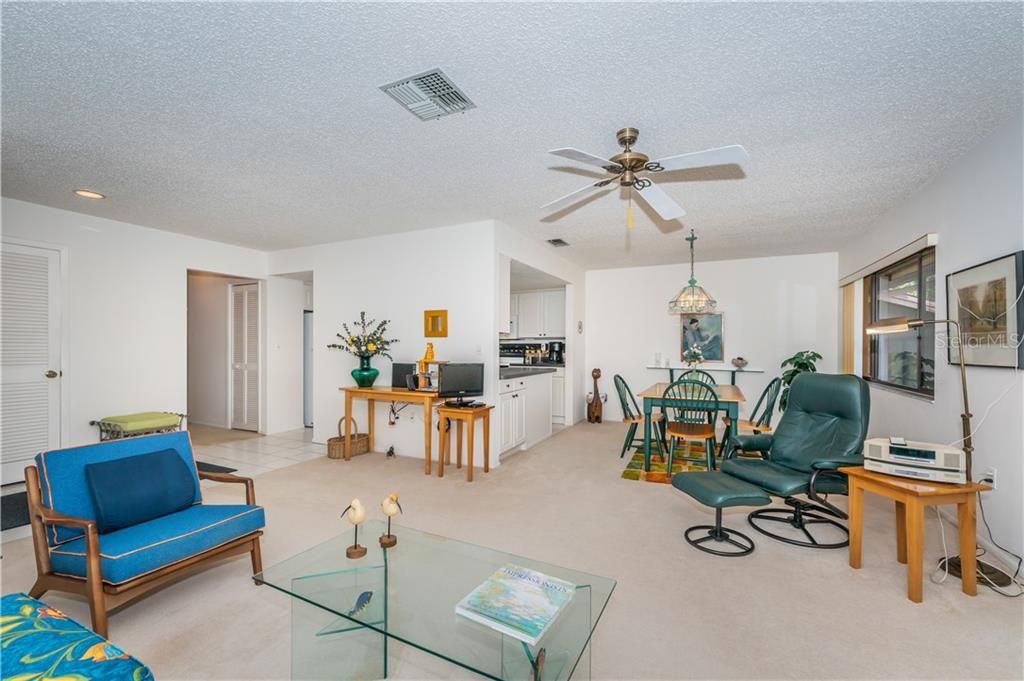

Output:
xmin=85 ymin=449 xmax=196 ymax=533
xmin=35 ymin=431 xmax=201 ymax=545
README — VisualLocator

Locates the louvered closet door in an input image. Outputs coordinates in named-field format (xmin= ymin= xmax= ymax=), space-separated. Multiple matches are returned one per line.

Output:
xmin=1 ymin=243 xmax=61 ymax=483
xmin=231 ymin=283 xmax=259 ymax=431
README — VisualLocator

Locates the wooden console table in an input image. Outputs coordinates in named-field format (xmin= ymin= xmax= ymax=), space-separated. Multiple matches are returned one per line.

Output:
xmin=437 ymin=404 xmax=493 ymax=482
xmin=340 ymin=386 xmax=443 ymax=474
xmin=840 ymin=466 xmax=991 ymax=603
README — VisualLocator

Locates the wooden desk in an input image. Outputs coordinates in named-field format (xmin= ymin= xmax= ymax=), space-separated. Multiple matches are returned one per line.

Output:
xmin=637 ymin=383 xmax=745 ymax=472
xmin=340 ymin=386 xmax=443 ymax=475
xmin=437 ymin=405 xmax=493 ymax=482
xmin=840 ymin=466 xmax=991 ymax=603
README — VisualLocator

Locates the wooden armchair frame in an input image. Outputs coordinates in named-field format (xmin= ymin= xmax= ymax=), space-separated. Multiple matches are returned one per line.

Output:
xmin=24 ymin=465 xmax=263 ymax=638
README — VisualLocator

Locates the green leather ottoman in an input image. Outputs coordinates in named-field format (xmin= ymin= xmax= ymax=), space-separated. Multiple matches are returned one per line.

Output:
xmin=672 ymin=471 xmax=771 ymax=556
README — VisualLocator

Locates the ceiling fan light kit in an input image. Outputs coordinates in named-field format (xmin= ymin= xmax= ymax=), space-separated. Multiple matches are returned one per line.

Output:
xmin=541 ymin=127 xmax=749 ymax=228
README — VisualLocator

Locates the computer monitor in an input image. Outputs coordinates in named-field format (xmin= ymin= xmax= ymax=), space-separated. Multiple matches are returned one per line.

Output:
xmin=391 ymin=363 xmax=416 ymax=389
xmin=437 ymin=363 xmax=484 ymax=405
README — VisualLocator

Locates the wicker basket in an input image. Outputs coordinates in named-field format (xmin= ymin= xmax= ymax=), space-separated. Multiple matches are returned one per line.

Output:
xmin=327 ymin=416 xmax=369 ymax=459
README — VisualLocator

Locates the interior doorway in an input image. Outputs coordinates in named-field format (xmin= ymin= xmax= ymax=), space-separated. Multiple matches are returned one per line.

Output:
xmin=186 ymin=270 xmax=260 ymax=434
xmin=1 ymin=241 xmax=64 ymax=484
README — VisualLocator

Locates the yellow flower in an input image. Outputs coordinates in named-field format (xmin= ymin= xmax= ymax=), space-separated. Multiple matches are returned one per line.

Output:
xmin=366 ymin=343 xmax=377 ymax=352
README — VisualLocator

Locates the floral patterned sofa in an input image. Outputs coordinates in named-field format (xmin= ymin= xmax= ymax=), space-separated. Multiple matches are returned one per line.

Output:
xmin=1 ymin=592 xmax=153 ymax=680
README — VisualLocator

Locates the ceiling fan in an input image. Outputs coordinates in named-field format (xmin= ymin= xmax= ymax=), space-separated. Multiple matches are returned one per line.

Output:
xmin=541 ymin=127 xmax=749 ymax=224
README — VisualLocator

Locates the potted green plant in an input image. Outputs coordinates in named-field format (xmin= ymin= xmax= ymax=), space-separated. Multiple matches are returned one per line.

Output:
xmin=328 ymin=312 xmax=398 ymax=387
xmin=779 ymin=350 xmax=822 ymax=411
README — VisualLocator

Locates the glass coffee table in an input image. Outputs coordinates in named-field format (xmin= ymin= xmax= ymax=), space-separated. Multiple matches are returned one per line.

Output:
xmin=255 ymin=520 xmax=615 ymax=680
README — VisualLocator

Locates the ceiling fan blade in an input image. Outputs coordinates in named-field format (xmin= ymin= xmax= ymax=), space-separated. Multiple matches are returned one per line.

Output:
xmin=633 ymin=179 xmax=686 ymax=221
xmin=541 ymin=178 xmax=616 ymax=213
xmin=548 ymin=147 xmax=621 ymax=171
xmin=647 ymin=144 xmax=749 ymax=173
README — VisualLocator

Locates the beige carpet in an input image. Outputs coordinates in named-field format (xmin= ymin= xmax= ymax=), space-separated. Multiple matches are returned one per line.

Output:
xmin=2 ymin=422 xmax=1021 ymax=679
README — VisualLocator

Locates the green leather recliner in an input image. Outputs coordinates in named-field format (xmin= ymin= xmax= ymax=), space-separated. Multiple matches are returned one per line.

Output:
xmin=722 ymin=372 xmax=870 ymax=549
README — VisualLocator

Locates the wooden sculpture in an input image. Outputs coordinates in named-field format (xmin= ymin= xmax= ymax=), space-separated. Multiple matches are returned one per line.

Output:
xmin=341 ymin=498 xmax=367 ymax=559
xmin=587 ymin=368 xmax=603 ymax=423
xmin=379 ymin=493 xmax=402 ymax=548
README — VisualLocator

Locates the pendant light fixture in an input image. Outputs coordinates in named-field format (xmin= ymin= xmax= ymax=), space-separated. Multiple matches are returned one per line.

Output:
xmin=668 ymin=229 xmax=717 ymax=315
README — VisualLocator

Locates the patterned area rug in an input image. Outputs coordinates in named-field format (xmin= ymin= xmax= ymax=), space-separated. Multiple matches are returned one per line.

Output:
xmin=621 ymin=444 xmax=709 ymax=484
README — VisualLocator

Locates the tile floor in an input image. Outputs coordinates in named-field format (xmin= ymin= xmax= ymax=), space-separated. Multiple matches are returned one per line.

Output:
xmin=191 ymin=426 xmax=325 ymax=484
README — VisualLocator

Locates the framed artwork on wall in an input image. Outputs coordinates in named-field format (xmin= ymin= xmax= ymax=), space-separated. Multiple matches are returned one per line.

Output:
xmin=945 ymin=251 xmax=1024 ymax=368
xmin=681 ymin=313 xmax=724 ymax=362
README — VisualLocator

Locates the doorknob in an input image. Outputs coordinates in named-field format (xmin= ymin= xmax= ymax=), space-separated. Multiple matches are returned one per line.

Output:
xmin=45 ymin=370 xmax=59 ymax=378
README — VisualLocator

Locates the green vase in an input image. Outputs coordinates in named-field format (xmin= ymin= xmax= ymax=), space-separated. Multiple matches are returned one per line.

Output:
xmin=351 ymin=356 xmax=379 ymax=388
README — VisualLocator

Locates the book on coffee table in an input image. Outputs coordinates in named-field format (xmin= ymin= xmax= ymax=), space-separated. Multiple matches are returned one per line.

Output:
xmin=455 ymin=563 xmax=576 ymax=646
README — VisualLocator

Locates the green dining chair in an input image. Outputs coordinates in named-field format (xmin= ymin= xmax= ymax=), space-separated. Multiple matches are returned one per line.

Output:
xmin=661 ymin=380 xmax=720 ymax=471
xmin=719 ymin=377 xmax=783 ymax=457
xmin=681 ymin=368 xmax=717 ymax=386
xmin=613 ymin=374 xmax=664 ymax=458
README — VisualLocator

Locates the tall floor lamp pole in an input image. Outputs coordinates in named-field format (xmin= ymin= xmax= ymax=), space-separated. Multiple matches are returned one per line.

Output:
xmin=866 ymin=317 xmax=973 ymax=481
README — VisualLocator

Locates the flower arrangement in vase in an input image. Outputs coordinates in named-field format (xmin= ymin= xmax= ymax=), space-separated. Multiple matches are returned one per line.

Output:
xmin=682 ymin=345 xmax=705 ymax=368
xmin=328 ymin=312 xmax=399 ymax=387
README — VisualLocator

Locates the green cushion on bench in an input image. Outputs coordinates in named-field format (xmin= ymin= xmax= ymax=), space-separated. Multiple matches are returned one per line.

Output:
xmin=672 ymin=471 xmax=772 ymax=508
xmin=97 ymin=411 xmax=180 ymax=433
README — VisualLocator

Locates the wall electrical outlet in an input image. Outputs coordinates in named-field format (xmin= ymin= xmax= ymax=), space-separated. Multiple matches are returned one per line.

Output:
xmin=983 ymin=467 xmax=997 ymax=490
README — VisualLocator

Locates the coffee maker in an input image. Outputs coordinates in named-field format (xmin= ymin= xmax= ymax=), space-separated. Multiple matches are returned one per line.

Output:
xmin=547 ymin=341 xmax=565 ymax=364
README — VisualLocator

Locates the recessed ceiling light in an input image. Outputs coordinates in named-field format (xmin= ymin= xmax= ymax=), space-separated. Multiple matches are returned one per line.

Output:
xmin=72 ymin=189 xmax=105 ymax=199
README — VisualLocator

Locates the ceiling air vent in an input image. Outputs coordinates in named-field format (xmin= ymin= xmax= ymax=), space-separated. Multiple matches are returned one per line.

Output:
xmin=380 ymin=69 xmax=476 ymax=121
xmin=547 ymin=238 xmax=569 ymax=247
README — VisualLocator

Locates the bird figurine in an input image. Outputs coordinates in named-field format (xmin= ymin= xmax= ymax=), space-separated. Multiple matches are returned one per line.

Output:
xmin=341 ymin=498 xmax=367 ymax=559
xmin=379 ymin=493 xmax=403 ymax=548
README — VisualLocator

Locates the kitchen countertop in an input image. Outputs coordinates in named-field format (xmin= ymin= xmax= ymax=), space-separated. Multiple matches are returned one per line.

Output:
xmin=499 ymin=367 xmax=558 ymax=379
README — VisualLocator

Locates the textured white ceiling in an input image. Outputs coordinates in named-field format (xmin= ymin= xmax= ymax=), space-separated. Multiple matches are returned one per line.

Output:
xmin=2 ymin=3 xmax=1021 ymax=268
xmin=510 ymin=259 xmax=567 ymax=292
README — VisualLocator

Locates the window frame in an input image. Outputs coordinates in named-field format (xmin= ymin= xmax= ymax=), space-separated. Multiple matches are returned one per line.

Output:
xmin=863 ymin=246 xmax=936 ymax=397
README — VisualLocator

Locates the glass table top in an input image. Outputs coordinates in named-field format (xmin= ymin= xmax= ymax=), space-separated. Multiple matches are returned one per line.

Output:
xmin=255 ymin=520 xmax=615 ymax=680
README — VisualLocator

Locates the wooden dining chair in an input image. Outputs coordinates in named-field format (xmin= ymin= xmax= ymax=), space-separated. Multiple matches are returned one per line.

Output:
xmin=613 ymin=374 xmax=664 ymax=458
xmin=661 ymin=380 xmax=720 ymax=471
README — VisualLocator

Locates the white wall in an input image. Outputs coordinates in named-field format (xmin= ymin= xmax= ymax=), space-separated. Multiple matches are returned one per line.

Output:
xmin=263 ymin=275 xmax=306 ymax=434
xmin=186 ymin=272 xmax=255 ymax=427
xmin=495 ymin=222 xmax=588 ymax=423
xmin=585 ymin=252 xmax=839 ymax=422
xmin=269 ymin=220 xmax=497 ymax=460
xmin=837 ymin=113 xmax=1024 ymax=560
xmin=1 ymin=198 xmax=269 ymax=446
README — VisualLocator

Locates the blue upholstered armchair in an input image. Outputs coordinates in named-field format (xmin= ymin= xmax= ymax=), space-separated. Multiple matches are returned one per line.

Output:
xmin=24 ymin=431 xmax=265 ymax=637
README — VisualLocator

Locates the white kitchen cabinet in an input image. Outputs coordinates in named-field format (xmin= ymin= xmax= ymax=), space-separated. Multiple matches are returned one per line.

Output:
xmin=542 ymin=290 xmax=566 ymax=337
xmin=511 ymin=289 xmax=565 ymax=338
xmin=522 ymin=373 xmax=551 ymax=446
xmin=516 ymin=292 xmax=544 ymax=338
xmin=498 ymin=256 xmax=511 ymax=334
xmin=499 ymin=372 xmax=552 ymax=453
xmin=499 ymin=391 xmax=516 ymax=452
xmin=509 ymin=293 xmax=519 ymax=338
xmin=551 ymin=369 xmax=565 ymax=423
xmin=513 ymin=389 xmax=527 ymax=446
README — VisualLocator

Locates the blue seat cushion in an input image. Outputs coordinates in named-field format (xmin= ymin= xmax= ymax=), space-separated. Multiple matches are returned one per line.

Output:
xmin=1 ymin=593 xmax=153 ymax=681
xmin=50 ymin=504 xmax=265 ymax=585
xmin=85 ymin=449 xmax=197 ymax=533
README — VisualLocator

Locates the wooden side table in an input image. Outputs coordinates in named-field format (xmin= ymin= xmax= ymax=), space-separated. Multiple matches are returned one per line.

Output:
xmin=437 ymin=405 xmax=494 ymax=482
xmin=839 ymin=466 xmax=991 ymax=603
